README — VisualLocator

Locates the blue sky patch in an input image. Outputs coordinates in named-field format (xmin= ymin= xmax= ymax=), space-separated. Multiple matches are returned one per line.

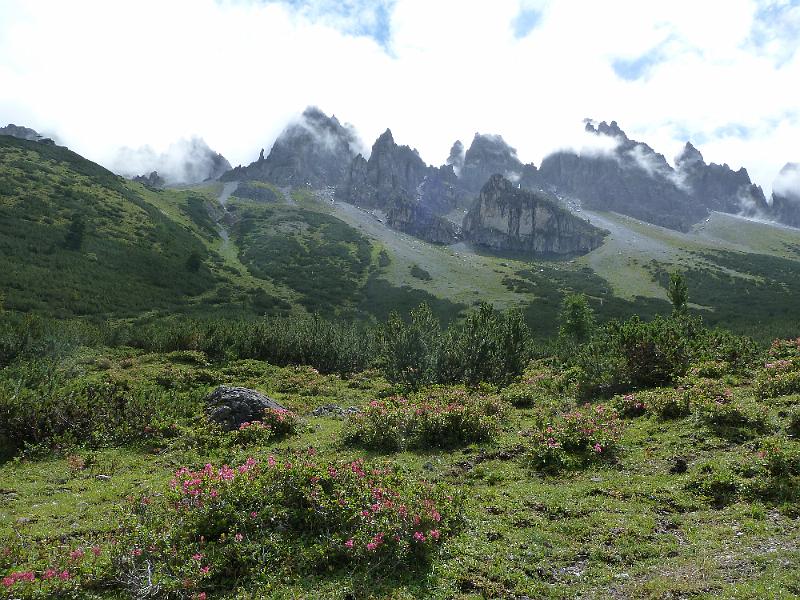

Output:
xmin=612 ymin=47 xmax=665 ymax=81
xmin=512 ymin=7 xmax=541 ymax=39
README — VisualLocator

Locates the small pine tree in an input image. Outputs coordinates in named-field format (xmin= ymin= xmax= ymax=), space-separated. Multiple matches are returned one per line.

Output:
xmin=667 ymin=271 xmax=689 ymax=313
xmin=185 ymin=251 xmax=203 ymax=273
xmin=63 ymin=213 xmax=86 ymax=251
xmin=559 ymin=293 xmax=595 ymax=343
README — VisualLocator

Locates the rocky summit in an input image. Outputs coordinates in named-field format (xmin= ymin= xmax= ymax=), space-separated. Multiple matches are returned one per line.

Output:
xmin=538 ymin=120 xmax=707 ymax=232
xmin=771 ymin=163 xmax=800 ymax=228
xmin=674 ymin=141 xmax=770 ymax=217
xmin=222 ymin=107 xmax=360 ymax=187
xmin=459 ymin=133 xmax=538 ymax=194
xmin=463 ymin=174 xmax=606 ymax=256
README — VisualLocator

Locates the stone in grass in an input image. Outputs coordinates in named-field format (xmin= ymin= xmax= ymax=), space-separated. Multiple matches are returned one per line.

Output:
xmin=311 ymin=404 xmax=360 ymax=417
xmin=205 ymin=386 xmax=286 ymax=431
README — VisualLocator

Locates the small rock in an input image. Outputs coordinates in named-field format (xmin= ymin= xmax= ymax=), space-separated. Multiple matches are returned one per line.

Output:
xmin=670 ymin=457 xmax=688 ymax=474
xmin=96 ymin=475 xmax=111 ymax=481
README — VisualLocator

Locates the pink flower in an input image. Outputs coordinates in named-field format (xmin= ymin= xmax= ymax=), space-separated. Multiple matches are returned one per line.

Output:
xmin=58 ymin=570 xmax=70 ymax=581
xmin=192 ymin=553 xmax=203 ymax=561
xmin=593 ymin=443 xmax=603 ymax=453
xmin=366 ymin=542 xmax=378 ymax=551
xmin=430 ymin=509 xmax=441 ymax=522
xmin=234 ymin=533 xmax=244 ymax=542
xmin=413 ymin=531 xmax=426 ymax=542
xmin=200 ymin=565 xmax=210 ymax=575
xmin=267 ymin=456 xmax=277 ymax=468
xmin=429 ymin=529 xmax=441 ymax=541
xmin=42 ymin=569 xmax=57 ymax=580
xmin=344 ymin=539 xmax=354 ymax=549
xmin=2 ymin=576 xmax=14 ymax=588
xmin=70 ymin=548 xmax=85 ymax=561
xmin=250 ymin=511 xmax=258 ymax=518
xmin=91 ymin=545 xmax=102 ymax=557
xmin=132 ymin=548 xmax=143 ymax=557
xmin=196 ymin=593 xmax=207 ymax=600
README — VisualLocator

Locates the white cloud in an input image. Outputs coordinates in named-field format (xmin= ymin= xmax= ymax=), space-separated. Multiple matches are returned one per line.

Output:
xmin=0 ymin=0 xmax=798 ymax=193
xmin=774 ymin=163 xmax=800 ymax=199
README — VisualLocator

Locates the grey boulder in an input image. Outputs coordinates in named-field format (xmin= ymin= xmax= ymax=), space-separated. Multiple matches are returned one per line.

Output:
xmin=205 ymin=386 xmax=286 ymax=431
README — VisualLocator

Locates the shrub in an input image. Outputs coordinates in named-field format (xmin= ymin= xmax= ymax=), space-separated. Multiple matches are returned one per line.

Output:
xmin=613 ymin=393 xmax=647 ymax=418
xmin=558 ymin=293 xmax=595 ymax=343
xmin=342 ymin=388 xmax=505 ymax=451
xmin=685 ymin=380 xmax=765 ymax=431
xmin=378 ymin=304 xmax=440 ymax=389
xmin=436 ymin=304 xmax=529 ymax=387
xmin=755 ymin=357 xmax=800 ymax=399
xmin=686 ymin=461 xmax=742 ymax=507
xmin=231 ymin=408 xmax=301 ymax=446
xmin=526 ymin=403 xmax=624 ymax=473
xmin=114 ymin=455 xmax=461 ymax=596
xmin=644 ymin=388 xmax=690 ymax=419
xmin=0 ymin=365 xmax=192 ymax=452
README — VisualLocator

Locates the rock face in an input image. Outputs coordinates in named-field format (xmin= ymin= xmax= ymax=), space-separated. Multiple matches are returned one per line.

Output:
xmin=771 ymin=163 xmax=800 ymax=227
xmin=386 ymin=195 xmax=461 ymax=244
xmin=204 ymin=386 xmax=287 ymax=431
xmin=114 ymin=137 xmax=231 ymax=185
xmin=222 ymin=107 xmax=360 ymax=187
xmin=460 ymin=133 xmax=538 ymax=194
xmin=336 ymin=129 xmax=464 ymax=243
xmin=446 ymin=140 xmax=465 ymax=175
xmin=132 ymin=171 xmax=165 ymax=189
xmin=337 ymin=129 xmax=428 ymax=208
xmin=463 ymin=175 xmax=606 ymax=256
xmin=0 ymin=124 xmax=43 ymax=141
xmin=539 ymin=121 xmax=707 ymax=232
xmin=674 ymin=142 xmax=769 ymax=216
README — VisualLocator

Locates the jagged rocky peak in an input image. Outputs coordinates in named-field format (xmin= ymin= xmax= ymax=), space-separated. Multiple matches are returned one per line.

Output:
xmin=0 ymin=123 xmax=56 ymax=145
xmin=221 ymin=106 xmax=361 ymax=187
xmin=113 ymin=137 xmax=231 ymax=185
xmin=446 ymin=140 xmax=465 ymax=175
xmin=675 ymin=141 xmax=704 ymax=167
xmin=462 ymin=174 xmax=606 ymax=257
xmin=674 ymin=140 xmax=769 ymax=216
xmin=771 ymin=162 xmax=800 ymax=227
xmin=460 ymin=133 xmax=528 ymax=193
xmin=132 ymin=171 xmax=166 ymax=189
xmin=585 ymin=119 xmax=629 ymax=141
xmin=336 ymin=127 xmax=428 ymax=209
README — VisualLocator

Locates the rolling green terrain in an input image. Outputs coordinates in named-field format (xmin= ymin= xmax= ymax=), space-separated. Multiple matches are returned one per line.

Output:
xmin=2 ymin=137 xmax=800 ymax=599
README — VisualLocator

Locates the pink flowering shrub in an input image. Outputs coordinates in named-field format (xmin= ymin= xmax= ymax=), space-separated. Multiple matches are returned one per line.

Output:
xmin=755 ymin=357 xmax=800 ymax=399
xmin=114 ymin=453 xmax=461 ymax=596
xmin=613 ymin=393 xmax=647 ymax=418
xmin=686 ymin=380 xmax=765 ymax=431
xmin=342 ymin=388 xmax=505 ymax=451
xmin=527 ymin=403 xmax=624 ymax=473
xmin=0 ymin=541 xmax=109 ymax=598
xmin=232 ymin=408 xmax=300 ymax=445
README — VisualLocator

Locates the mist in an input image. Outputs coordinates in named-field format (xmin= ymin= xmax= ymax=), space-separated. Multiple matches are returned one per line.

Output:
xmin=1 ymin=0 xmax=799 ymax=193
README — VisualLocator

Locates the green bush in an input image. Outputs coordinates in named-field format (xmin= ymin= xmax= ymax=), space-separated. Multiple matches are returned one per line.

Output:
xmin=342 ymin=388 xmax=505 ymax=451
xmin=0 ymin=364 xmax=193 ymax=452
xmin=526 ymin=403 xmax=624 ymax=473
xmin=114 ymin=455 xmax=461 ymax=596
xmin=643 ymin=388 xmax=690 ymax=419
xmin=755 ymin=357 xmax=800 ymax=399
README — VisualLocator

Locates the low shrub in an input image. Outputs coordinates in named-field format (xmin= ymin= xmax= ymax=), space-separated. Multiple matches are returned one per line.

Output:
xmin=685 ymin=380 xmax=765 ymax=432
xmin=114 ymin=455 xmax=461 ymax=596
xmin=342 ymin=388 xmax=505 ymax=451
xmin=0 ymin=541 xmax=111 ymax=599
xmin=612 ymin=393 xmax=647 ymax=418
xmin=526 ymin=403 xmax=624 ymax=473
xmin=755 ymin=357 xmax=800 ymax=399
xmin=642 ymin=388 xmax=690 ymax=419
xmin=0 ymin=364 xmax=192 ymax=453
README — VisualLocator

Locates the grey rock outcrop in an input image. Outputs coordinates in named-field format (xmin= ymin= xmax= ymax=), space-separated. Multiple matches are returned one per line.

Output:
xmin=460 ymin=133 xmax=539 ymax=194
xmin=463 ymin=175 xmax=606 ymax=256
xmin=222 ymin=107 xmax=360 ymax=187
xmin=0 ymin=123 xmax=44 ymax=141
xmin=386 ymin=195 xmax=461 ymax=244
xmin=446 ymin=140 xmax=465 ymax=175
xmin=539 ymin=121 xmax=707 ymax=232
xmin=114 ymin=137 xmax=231 ymax=185
xmin=771 ymin=163 xmax=800 ymax=227
xmin=337 ymin=129 xmax=429 ymax=208
xmin=132 ymin=171 xmax=166 ymax=189
xmin=204 ymin=386 xmax=286 ymax=431
xmin=675 ymin=142 xmax=769 ymax=216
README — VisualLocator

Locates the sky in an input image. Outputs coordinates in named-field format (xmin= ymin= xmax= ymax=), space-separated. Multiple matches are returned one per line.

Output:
xmin=0 ymin=0 xmax=798 ymax=193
